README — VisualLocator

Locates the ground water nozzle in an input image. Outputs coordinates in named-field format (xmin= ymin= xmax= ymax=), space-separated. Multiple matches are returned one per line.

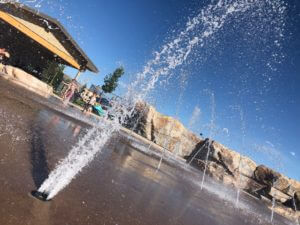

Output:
xmin=31 ymin=191 xmax=51 ymax=202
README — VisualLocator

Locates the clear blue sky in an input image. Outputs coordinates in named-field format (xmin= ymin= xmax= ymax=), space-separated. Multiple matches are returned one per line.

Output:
xmin=22 ymin=0 xmax=300 ymax=180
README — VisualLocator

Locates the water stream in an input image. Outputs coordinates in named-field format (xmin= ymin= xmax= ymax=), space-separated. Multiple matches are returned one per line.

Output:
xmin=292 ymin=194 xmax=300 ymax=225
xmin=35 ymin=0 xmax=287 ymax=201
xmin=233 ymin=106 xmax=246 ymax=207
xmin=270 ymin=197 xmax=276 ymax=223
xmin=200 ymin=90 xmax=216 ymax=190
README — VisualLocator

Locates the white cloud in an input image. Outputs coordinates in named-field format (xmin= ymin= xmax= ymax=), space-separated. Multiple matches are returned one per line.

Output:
xmin=290 ymin=152 xmax=296 ymax=157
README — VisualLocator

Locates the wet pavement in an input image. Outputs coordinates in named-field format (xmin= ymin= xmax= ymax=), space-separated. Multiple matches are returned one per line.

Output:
xmin=0 ymin=79 xmax=294 ymax=225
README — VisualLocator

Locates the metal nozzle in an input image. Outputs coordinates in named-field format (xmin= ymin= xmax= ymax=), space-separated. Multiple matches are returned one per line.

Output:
xmin=31 ymin=191 xmax=51 ymax=202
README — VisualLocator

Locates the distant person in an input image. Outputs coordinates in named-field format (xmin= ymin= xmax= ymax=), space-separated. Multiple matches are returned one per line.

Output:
xmin=96 ymin=93 xmax=102 ymax=104
xmin=72 ymin=125 xmax=82 ymax=137
xmin=0 ymin=48 xmax=10 ymax=72
xmin=83 ymin=92 xmax=97 ymax=115
xmin=0 ymin=48 xmax=10 ymax=62
xmin=63 ymin=79 xmax=78 ymax=105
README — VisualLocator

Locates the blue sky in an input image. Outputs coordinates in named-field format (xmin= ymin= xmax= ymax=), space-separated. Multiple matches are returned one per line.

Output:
xmin=22 ymin=0 xmax=300 ymax=180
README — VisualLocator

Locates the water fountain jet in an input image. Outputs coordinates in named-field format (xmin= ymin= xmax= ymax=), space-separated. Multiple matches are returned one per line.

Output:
xmin=270 ymin=197 xmax=276 ymax=223
xmin=30 ymin=191 xmax=50 ymax=202
xmin=35 ymin=0 xmax=288 ymax=201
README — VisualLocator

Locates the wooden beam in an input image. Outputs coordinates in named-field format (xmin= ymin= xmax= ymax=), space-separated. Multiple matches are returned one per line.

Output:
xmin=0 ymin=10 xmax=81 ymax=70
xmin=74 ymin=70 xmax=81 ymax=80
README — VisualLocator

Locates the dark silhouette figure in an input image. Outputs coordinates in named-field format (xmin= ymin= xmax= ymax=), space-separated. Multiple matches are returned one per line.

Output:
xmin=30 ymin=124 xmax=49 ymax=188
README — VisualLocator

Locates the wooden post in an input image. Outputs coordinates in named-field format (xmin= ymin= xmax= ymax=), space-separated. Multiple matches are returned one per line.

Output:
xmin=74 ymin=70 xmax=81 ymax=80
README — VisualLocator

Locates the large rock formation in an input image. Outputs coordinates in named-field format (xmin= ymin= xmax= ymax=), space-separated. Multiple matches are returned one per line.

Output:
xmin=128 ymin=103 xmax=202 ymax=158
xmin=254 ymin=165 xmax=281 ymax=187
xmin=253 ymin=165 xmax=293 ymax=199
xmin=184 ymin=139 xmax=256 ymax=186
xmin=128 ymin=103 xmax=300 ymax=217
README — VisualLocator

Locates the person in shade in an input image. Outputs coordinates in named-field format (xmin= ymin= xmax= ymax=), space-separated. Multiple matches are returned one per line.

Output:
xmin=0 ymin=48 xmax=10 ymax=72
xmin=0 ymin=48 xmax=10 ymax=61
xmin=63 ymin=79 xmax=79 ymax=105
xmin=83 ymin=92 xmax=97 ymax=115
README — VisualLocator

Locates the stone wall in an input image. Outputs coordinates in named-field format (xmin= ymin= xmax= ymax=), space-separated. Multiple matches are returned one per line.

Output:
xmin=0 ymin=64 xmax=53 ymax=97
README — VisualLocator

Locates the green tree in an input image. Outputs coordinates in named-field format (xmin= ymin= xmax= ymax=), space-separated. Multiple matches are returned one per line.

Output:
xmin=41 ymin=61 xmax=56 ymax=82
xmin=50 ymin=64 xmax=65 ymax=90
xmin=41 ymin=61 xmax=65 ymax=90
xmin=102 ymin=67 xmax=124 ymax=93
xmin=80 ymin=83 xmax=87 ymax=93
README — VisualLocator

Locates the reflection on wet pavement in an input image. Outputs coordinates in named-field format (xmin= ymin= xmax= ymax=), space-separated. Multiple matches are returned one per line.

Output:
xmin=0 ymin=81 xmax=293 ymax=225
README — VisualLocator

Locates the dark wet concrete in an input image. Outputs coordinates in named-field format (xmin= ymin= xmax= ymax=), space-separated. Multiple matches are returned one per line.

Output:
xmin=0 ymin=79 xmax=294 ymax=225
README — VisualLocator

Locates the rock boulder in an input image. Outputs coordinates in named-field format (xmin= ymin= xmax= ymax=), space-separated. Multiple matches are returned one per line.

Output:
xmin=295 ymin=191 xmax=300 ymax=211
xmin=289 ymin=179 xmax=300 ymax=192
xmin=283 ymin=191 xmax=300 ymax=211
xmin=254 ymin=165 xmax=281 ymax=187
xmin=128 ymin=103 xmax=202 ymax=158
xmin=189 ymin=140 xmax=257 ymax=179
xmin=254 ymin=165 xmax=291 ymax=194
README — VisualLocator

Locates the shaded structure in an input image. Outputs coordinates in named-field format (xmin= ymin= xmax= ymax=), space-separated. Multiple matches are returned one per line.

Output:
xmin=0 ymin=2 xmax=98 ymax=79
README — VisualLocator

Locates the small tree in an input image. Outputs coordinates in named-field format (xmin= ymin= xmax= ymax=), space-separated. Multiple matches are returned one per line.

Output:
xmin=80 ymin=83 xmax=87 ymax=93
xmin=41 ymin=61 xmax=65 ymax=90
xmin=50 ymin=64 xmax=65 ymax=90
xmin=102 ymin=67 xmax=124 ymax=93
